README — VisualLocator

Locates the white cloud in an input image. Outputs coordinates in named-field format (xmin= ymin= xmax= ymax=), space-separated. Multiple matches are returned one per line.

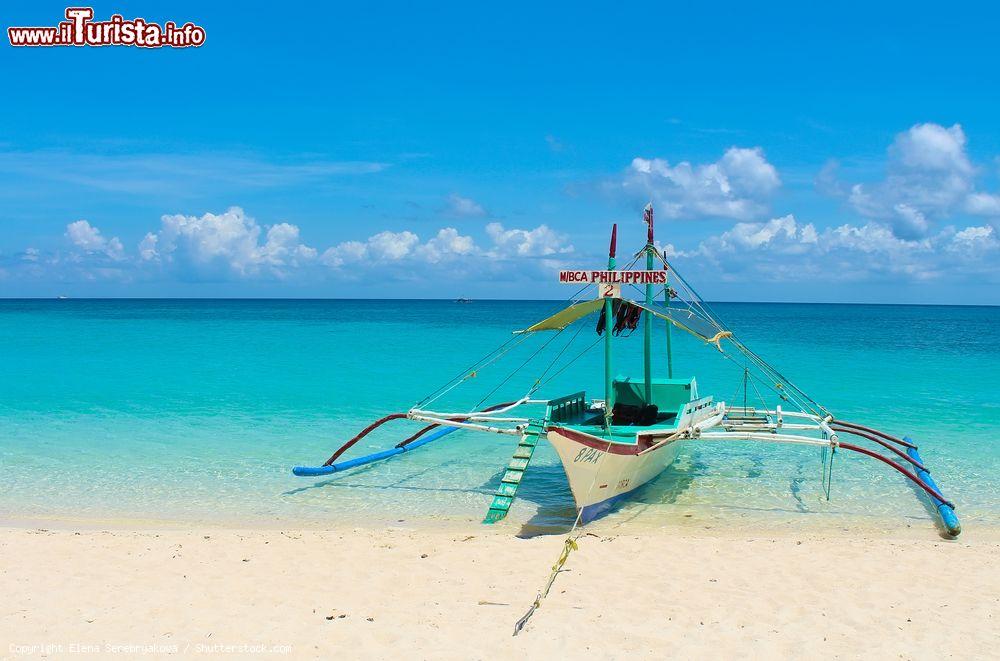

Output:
xmin=675 ymin=214 xmax=997 ymax=283
xmin=621 ymin=147 xmax=780 ymax=220
xmin=0 ymin=151 xmax=388 ymax=196
xmin=485 ymin=222 xmax=572 ymax=257
xmin=445 ymin=193 xmax=487 ymax=218
xmin=947 ymin=225 xmax=998 ymax=255
xmin=894 ymin=123 xmax=972 ymax=174
xmin=367 ymin=230 xmax=419 ymax=260
xmin=965 ymin=192 xmax=1000 ymax=216
xmin=65 ymin=220 xmax=124 ymax=260
xmin=321 ymin=223 xmax=572 ymax=273
xmin=827 ymin=123 xmax=1000 ymax=238
xmin=416 ymin=228 xmax=476 ymax=263
xmin=260 ymin=223 xmax=318 ymax=267
xmin=322 ymin=230 xmax=433 ymax=267
xmin=144 ymin=207 xmax=316 ymax=277
xmin=138 ymin=233 xmax=158 ymax=261
xmin=687 ymin=215 xmax=820 ymax=259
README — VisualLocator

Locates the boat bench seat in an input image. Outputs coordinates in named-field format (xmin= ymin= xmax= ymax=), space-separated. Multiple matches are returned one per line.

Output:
xmin=611 ymin=403 xmax=659 ymax=426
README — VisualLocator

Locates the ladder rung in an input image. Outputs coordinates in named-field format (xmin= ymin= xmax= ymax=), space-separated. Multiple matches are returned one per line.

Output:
xmin=501 ymin=470 xmax=524 ymax=484
xmin=489 ymin=495 xmax=514 ymax=510
xmin=508 ymin=457 xmax=529 ymax=470
xmin=496 ymin=483 xmax=517 ymax=497
xmin=483 ymin=509 xmax=508 ymax=524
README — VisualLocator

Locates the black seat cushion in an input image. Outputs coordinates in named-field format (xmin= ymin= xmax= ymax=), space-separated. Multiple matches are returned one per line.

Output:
xmin=611 ymin=403 xmax=640 ymax=425
xmin=637 ymin=404 xmax=659 ymax=426
xmin=611 ymin=403 xmax=659 ymax=426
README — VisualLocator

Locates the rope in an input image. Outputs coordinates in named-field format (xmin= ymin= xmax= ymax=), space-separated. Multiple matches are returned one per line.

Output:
xmin=513 ymin=413 xmax=624 ymax=635
xmin=474 ymin=330 xmax=566 ymax=410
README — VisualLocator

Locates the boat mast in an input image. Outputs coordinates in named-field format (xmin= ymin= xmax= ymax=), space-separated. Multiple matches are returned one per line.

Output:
xmin=604 ymin=224 xmax=617 ymax=429
xmin=664 ymin=262 xmax=674 ymax=378
xmin=643 ymin=204 xmax=654 ymax=402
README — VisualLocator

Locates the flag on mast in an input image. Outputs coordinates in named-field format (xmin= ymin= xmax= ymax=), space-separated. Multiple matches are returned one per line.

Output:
xmin=643 ymin=202 xmax=653 ymax=242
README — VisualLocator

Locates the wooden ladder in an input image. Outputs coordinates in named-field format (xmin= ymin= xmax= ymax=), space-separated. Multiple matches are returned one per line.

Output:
xmin=482 ymin=421 xmax=545 ymax=524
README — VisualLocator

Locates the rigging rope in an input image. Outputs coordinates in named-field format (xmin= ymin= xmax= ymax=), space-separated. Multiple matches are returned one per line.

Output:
xmin=474 ymin=329 xmax=566 ymax=410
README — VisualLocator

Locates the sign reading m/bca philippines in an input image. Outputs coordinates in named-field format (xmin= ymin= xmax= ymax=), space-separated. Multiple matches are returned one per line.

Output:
xmin=558 ymin=270 xmax=667 ymax=284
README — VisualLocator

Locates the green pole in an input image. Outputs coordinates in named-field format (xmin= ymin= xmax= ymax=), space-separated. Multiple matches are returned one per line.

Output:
xmin=664 ymin=264 xmax=674 ymax=378
xmin=643 ymin=204 xmax=654 ymax=403
xmin=604 ymin=224 xmax=617 ymax=430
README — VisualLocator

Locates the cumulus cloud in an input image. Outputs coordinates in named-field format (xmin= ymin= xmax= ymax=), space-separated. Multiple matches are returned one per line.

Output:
xmin=824 ymin=123 xmax=1000 ymax=239
xmin=141 ymin=207 xmax=316 ymax=278
xmin=485 ymin=222 xmax=572 ymax=257
xmin=65 ymin=220 xmax=124 ymax=260
xmin=965 ymin=192 xmax=1000 ymax=216
xmin=445 ymin=193 xmax=487 ymax=218
xmin=620 ymin=147 xmax=780 ymax=220
xmin=322 ymin=222 xmax=571 ymax=271
xmin=675 ymin=214 xmax=997 ymax=283
xmin=416 ymin=228 xmax=477 ymax=263
xmin=321 ymin=230 xmax=421 ymax=267
xmin=947 ymin=225 xmax=999 ymax=255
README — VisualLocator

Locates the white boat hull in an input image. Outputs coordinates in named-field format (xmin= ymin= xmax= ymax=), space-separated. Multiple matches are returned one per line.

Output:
xmin=546 ymin=427 xmax=686 ymax=522
xmin=546 ymin=402 xmax=724 ymax=522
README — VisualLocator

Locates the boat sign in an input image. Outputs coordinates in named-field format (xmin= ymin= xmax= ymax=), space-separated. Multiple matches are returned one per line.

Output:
xmin=559 ymin=270 xmax=667 ymax=284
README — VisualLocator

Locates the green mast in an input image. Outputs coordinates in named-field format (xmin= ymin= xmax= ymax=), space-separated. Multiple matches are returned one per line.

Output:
xmin=643 ymin=204 xmax=654 ymax=402
xmin=604 ymin=224 xmax=617 ymax=429
xmin=664 ymin=262 xmax=674 ymax=378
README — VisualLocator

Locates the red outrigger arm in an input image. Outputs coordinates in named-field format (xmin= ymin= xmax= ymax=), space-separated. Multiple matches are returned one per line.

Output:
xmin=831 ymin=426 xmax=925 ymax=471
xmin=324 ymin=413 xmax=409 ymax=465
xmin=835 ymin=440 xmax=954 ymax=509
xmin=831 ymin=419 xmax=916 ymax=449
xmin=322 ymin=401 xmax=518 ymax=466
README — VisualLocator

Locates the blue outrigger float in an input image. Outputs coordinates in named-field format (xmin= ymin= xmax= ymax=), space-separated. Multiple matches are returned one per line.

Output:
xmin=293 ymin=205 xmax=960 ymax=538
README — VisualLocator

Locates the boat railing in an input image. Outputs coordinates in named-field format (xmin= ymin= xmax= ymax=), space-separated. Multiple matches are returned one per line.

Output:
xmin=546 ymin=391 xmax=588 ymax=424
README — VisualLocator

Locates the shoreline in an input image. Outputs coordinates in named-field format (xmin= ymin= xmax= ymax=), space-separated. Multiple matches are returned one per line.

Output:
xmin=3 ymin=524 xmax=997 ymax=659
xmin=3 ymin=503 xmax=993 ymax=540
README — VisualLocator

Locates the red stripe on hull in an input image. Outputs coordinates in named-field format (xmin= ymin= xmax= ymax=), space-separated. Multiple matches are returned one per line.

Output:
xmin=546 ymin=426 xmax=678 ymax=455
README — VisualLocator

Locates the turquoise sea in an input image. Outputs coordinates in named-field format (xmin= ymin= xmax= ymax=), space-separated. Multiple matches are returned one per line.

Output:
xmin=1 ymin=300 xmax=998 ymax=534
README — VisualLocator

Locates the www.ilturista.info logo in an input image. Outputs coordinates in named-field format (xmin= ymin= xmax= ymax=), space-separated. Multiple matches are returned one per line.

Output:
xmin=8 ymin=7 xmax=206 ymax=48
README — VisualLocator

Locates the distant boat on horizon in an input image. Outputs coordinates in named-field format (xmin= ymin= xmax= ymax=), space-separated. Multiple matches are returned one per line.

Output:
xmin=455 ymin=297 xmax=472 ymax=304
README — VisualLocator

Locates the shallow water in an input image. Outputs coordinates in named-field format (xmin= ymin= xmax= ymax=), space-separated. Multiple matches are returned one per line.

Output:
xmin=1 ymin=299 xmax=997 ymax=534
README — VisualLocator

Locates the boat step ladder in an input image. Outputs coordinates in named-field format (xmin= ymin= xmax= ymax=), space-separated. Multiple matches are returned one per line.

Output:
xmin=483 ymin=420 xmax=545 ymax=524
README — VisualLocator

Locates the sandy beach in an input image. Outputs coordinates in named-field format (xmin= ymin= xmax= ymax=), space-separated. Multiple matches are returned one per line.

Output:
xmin=2 ymin=522 xmax=997 ymax=660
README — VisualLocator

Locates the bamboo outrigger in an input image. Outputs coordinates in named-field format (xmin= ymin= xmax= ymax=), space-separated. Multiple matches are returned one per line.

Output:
xmin=292 ymin=205 xmax=960 ymax=539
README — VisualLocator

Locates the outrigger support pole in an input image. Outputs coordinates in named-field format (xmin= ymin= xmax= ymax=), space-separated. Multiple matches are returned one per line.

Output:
xmin=905 ymin=437 xmax=961 ymax=537
xmin=292 ymin=401 xmax=518 ymax=478
xmin=292 ymin=426 xmax=460 ymax=476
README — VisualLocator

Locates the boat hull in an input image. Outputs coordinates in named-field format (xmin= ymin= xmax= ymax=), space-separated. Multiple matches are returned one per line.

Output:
xmin=546 ymin=426 xmax=685 ymax=523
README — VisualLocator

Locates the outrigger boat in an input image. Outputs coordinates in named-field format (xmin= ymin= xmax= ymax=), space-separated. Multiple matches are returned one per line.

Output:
xmin=293 ymin=205 xmax=960 ymax=538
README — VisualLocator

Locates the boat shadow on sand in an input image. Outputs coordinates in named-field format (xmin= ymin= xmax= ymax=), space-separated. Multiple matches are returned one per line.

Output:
xmin=503 ymin=455 xmax=707 ymax=538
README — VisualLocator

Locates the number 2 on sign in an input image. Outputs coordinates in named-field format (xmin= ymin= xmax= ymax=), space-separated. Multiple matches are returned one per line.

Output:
xmin=600 ymin=284 xmax=620 ymax=298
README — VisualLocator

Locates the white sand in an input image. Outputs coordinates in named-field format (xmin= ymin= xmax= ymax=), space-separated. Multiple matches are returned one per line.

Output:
xmin=2 ymin=524 xmax=997 ymax=660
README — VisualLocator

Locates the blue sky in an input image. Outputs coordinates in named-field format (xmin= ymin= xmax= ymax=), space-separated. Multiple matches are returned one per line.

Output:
xmin=2 ymin=1 xmax=999 ymax=302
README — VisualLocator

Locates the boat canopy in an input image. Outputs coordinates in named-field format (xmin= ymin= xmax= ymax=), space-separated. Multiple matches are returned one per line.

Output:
xmin=517 ymin=299 xmax=604 ymax=332
xmin=517 ymin=298 xmax=732 ymax=348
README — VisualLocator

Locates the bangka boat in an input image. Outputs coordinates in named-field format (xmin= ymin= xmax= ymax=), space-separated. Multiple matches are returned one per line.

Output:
xmin=292 ymin=205 xmax=960 ymax=538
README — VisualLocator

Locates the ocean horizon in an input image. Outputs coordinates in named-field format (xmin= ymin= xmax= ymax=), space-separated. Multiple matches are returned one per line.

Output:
xmin=4 ymin=297 xmax=998 ymax=307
